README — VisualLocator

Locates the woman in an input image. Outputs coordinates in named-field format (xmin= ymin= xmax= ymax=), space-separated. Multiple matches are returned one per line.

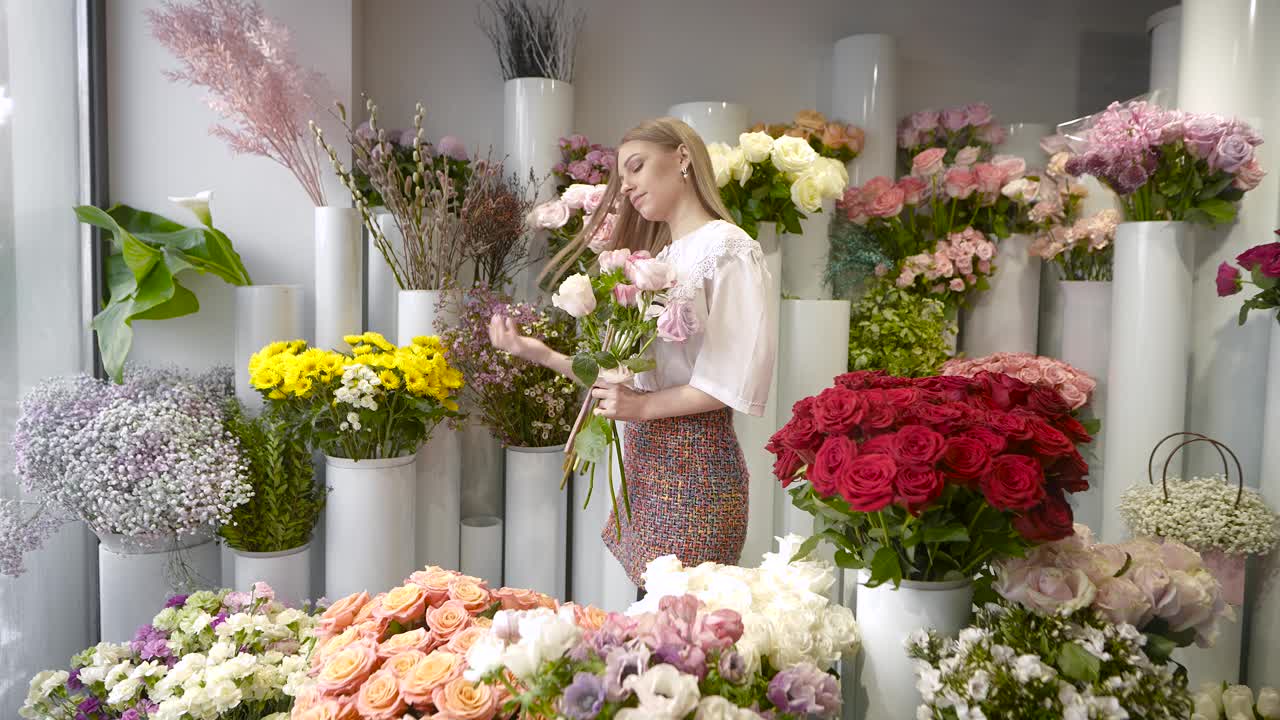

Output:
xmin=489 ymin=117 xmax=776 ymax=588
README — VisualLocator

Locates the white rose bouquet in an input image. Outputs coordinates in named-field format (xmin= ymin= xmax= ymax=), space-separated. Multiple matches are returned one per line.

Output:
xmin=707 ymin=132 xmax=847 ymax=240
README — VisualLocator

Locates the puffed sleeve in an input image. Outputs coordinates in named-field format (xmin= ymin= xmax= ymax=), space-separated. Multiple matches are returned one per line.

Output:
xmin=688 ymin=247 xmax=776 ymax=416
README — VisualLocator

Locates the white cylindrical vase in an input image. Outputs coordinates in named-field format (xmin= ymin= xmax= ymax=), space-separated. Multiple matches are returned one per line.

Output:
xmin=504 ymin=446 xmax=568 ymax=598
xmin=736 ymin=225 xmax=782 ymax=566
xmin=324 ymin=455 xmax=417 ymax=599
xmin=782 ymin=199 xmax=836 ymax=300
xmin=832 ymin=34 xmax=897 ymax=183
xmin=231 ymin=543 xmax=312 ymax=608
xmin=1057 ymin=280 xmax=1112 ymax=533
xmin=572 ymin=459 xmax=614 ymax=608
xmin=1249 ymin=327 xmax=1280 ymax=686
xmin=399 ymin=289 xmax=463 ymax=571
xmin=1100 ymin=222 xmax=1193 ymax=542
xmin=460 ymin=516 xmax=504 ymax=589
xmin=960 ymin=234 xmax=1041 ymax=357
xmin=233 ymin=285 xmax=304 ymax=412
xmin=98 ymin=535 xmax=220 ymax=643
xmin=367 ymin=212 xmax=400 ymax=339
xmin=461 ymin=422 xmax=506 ymax=520
xmin=853 ymin=573 xmax=974 ymax=720
xmin=315 ymin=206 xmax=362 ymax=352
xmin=666 ymin=101 xmax=749 ymax=146
xmin=1147 ymin=6 xmax=1181 ymax=105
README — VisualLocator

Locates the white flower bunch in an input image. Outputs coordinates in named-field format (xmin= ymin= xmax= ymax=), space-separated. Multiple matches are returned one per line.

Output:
xmin=630 ymin=534 xmax=860 ymax=672
xmin=335 ymin=364 xmax=381 ymax=431
xmin=1192 ymin=681 xmax=1280 ymax=720
xmin=1120 ymin=475 xmax=1280 ymax=556
xmin=464 ymin=605 xmax=582 ymax=682
xmin=706 ymin=133 xmax=848 ymax=213
xmin=909 ymin=603 xmax=1193 ymax=720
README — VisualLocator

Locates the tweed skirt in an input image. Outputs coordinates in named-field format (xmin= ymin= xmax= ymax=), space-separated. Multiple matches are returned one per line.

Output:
xmin=601 ymin=407 xmax=749 ymax=587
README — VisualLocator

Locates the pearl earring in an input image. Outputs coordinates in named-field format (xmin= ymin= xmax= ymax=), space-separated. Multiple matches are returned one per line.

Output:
xmin=681 ymin=167 xmax=689 ymax=179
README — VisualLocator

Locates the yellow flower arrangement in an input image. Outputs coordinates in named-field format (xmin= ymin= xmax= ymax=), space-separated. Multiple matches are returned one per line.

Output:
xmin=248 ymin=332 xmax=463 ymax=460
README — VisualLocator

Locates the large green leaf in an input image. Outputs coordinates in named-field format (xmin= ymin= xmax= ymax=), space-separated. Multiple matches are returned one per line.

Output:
xmin=574 ymin=415 xmax=612 ymax=464
xmin=1057 ymin=642 xmax=1101 ymax=683
xmin=133 ymin=280 xmax=199 ymax=320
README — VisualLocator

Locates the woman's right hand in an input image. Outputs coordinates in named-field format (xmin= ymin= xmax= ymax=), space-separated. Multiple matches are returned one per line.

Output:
xmin=488 ymin=314 xmax=547 ymax=363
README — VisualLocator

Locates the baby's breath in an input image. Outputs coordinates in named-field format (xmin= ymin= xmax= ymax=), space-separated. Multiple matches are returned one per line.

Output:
xmin=1119 ymin=475 xmax=1280 ymax=556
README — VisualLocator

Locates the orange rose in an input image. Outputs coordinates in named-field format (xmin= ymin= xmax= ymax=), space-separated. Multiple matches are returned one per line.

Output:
xmin=749 ymin=121 xmax=767 ymax=133
xmin=376 ymin=584 xmax=427 ymax=624
xmin=426 ymin=600 xmax=472 ymax=642
xmin=291 ymin=687 xmax=323 ymax=715
xmin=784 ymin=126 xmax=809 ymax=138
xmin=564 ymin=603 xmax=608 ymax=631
xmin=399 ymin=650 xmax=462 ymax=707
xmin=353 ymin=593 xmax=385 ymax=624
xmin=407 ymin=567 xmax=459 ymax=605
xmin=766 ymin=123 xmax=790 ymax=139
xmin=354 ymin=616 xmax=391 ymax=644
xmin=383 ymin=649 xmax=427 ymax=678
xmin=378 ymin=627 xmax=432 ymax=659
xmin=445 ymin=626 xmax=489 ymax=656
xmin=432 ymin=677 xmax=498 ymax=720
xmin=795 ymin=109 xmax=827 ymax=134
xmin=447 ymin=579 xmax=492 ymax=614
xmin=316 ymin=639 xmax=379 ymax=695
xmin=292 ymin=698 xmax=357 ymax=720
xmin=318 ymin=591 xmax=369 ymax=638
xmin=355 ymin=669 xmax=408 ymax=720
xmin=821 ymin=123 xmax=848 ymax=149
xmin=845 ymin=125 xmax=866 ymax=154
xmin=314 ymin=626 xmax=361 ymax=668
xmin=492 ymin=587 xmax=551 ymax=611
xmin=473 ymin=616 xmax=493 ymax=629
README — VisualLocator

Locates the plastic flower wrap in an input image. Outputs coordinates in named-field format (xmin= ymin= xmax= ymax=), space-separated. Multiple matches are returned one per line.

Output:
xmin=1217 ymin=232 xmax=1280 ymax=325
xmin=897 ymin=102 xmax=1008 ymax=167
xmin=941 ymin=352 xmax=1097 ymax=411
xmin=19 ymin=584 xmax=315 ymax=720
xmin=249 ymin=333 xmax=463 ymax=460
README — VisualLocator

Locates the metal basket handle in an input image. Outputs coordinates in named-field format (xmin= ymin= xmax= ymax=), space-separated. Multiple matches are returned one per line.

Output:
xmin=1152 ymin=433 xmax=1245 ymax=507
xmin=1147 ymin=432 xmax=1222 ymax=491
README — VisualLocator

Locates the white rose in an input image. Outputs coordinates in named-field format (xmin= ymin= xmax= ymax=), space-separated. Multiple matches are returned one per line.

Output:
xmin=725 ymin=146 xmax=753 ymax=186
xmin=810 ymin=157 xmax=849 ymax=197
xmin=789 ymin=172 xmax=825 ymax=214
xmin=1257 ymin=688 xmax=1280 ymax=719
xmin=708 ymin=145 xmax=733 ymax=188
xmin=1194 ymin=689 xmax=1223 ymax=719
xmin=552 ymin=273 xmax=597 ymax=318
xmin=1223 ymin=686 xmax=1256 ymax=720
xmin=529 ymin=199 xmax=572 ymax=230
xmin=625 ymin=664 xmax=701 ymax=718
xmin=770 ymin=135 xmax=819 ymax=175
xmin=561 ymin=183 xmax=595 ymax=209
xmin=739 ymin=132 xmax=775 ymax=163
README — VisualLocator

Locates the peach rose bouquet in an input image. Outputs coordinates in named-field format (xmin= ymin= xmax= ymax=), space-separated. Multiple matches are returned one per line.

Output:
xmin=941 ymin=352 xmax=1097 ymax=411
xmin=296 ymin=565 xmax=558 ymax=720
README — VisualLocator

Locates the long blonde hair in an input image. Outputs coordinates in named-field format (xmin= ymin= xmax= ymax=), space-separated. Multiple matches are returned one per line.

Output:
xmin=540 ymin=117 xmax=734 ymax=287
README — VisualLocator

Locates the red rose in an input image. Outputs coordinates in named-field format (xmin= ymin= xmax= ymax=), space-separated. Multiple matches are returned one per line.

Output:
xmin=808 ymin=435 xmax=858 ymax=497
xmin=835 ymin=371 xmax=882 ymax=391
xmin=1012 ymin=491 xmax=1075 ymax=542
xmin=860 ymin=391 xmax=898 ymax=430
xmin=1027 ymin=386 xmax=1070 ymax=418
xmin=1048 ymin=451 xmax=1090 ymax=493
xmin=884 ymin=387 xmax=922 ymax=410
xmin=917 ymin=375 xmax=971 ymax=402
xmin=891 ymin=425 xmax=947 ymax=465
xmin=908 ymin=401 xmax=966 ymax=432
xmin=940 ymin=437 xmax=992 ymax=484
xmin=858 ymin=434 xmax=896 ymax=456
xmin=986 ymin=410 xmax=1033 ymax=441
xmin=790 ymin=396 xmax=817 ymax=420
xmin=980 ymin=454 xmax=1047 ymax=510
xmin=1027 ymin=417 xmax=1076 ymax=458
xmin=812 ymin=387 xmax=867 ymax=435
xmin=894 ymin=466 xmax=944 ymax=514
xmin=772 ymin=450 xmax=805 ymax=487
xmin=1058 ymin=415 xmax=1093 ymax=444
xmin=964 ymin=427 xmax=1008 ymax=455
xmin=777 ymin=415 xmax=823 ymax=454
xmin=838 ymin=453 xmax=896 ymax=512
xmin=968 ymin=373 xmax=1011 ymax=410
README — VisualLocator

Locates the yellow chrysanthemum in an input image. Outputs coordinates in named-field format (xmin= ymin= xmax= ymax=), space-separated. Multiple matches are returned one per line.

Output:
xmin=378 ymin=370 xmax=402 ymax=390
xmin=362 ymin=332 xmax=396 ymax=352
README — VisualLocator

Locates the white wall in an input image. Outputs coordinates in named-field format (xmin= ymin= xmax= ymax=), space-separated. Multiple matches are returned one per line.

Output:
xmin=108 ymin=0 xmax=357 ymax=372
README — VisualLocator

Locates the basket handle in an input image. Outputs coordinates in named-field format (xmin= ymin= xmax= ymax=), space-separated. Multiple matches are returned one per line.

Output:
xmin=1147 ymin=432 xmax=1220 ymax=489
xmin=1156 ymin=435 xmax=1245 ymax=507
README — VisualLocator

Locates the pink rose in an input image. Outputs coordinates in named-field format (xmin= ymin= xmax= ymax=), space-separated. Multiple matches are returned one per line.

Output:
xmin=910 ymin=110 xmax=940 ymax=132
xmin=861 ymin=176 xmax=895 ymax=199
xmin=612 ymin=283 xmax=641 ymax=307
xmin=943 ymin=167 xmax=978 ymax=199
xmin=911 ymin=148 xmax=947 ymax=177
xmin=1233 ymin=158 xmax=1266 ymax=191
xmin=954 ymin=146 xmax=981 ymax=166
xmin=1056 ymin=544 xmax=1127 ymax=586
xmin=948 ymin=278 xmax=965 ymax=292
xmin=898 ymin=126 xmax=922 ymax=149
xmin=1095 ymin=577 xmax=1154 ymax=627
xmin=978 ymin=259 xmax=993 ymax=274
xmin=995 ymin=564 xmax=1096 ymax=616
xmin=529 ymin=200 xmax=571 ymax=230
xmin=978 ymin=123 xmax=1008 ymax=145
xmin=868 ymin=186 xmax=906 ymax=218
xmin=1042 ymin=363 xmax=1070 ymax=388
xmin=973 ymin=164 xmax=1004 ymax=200
xmin=561 ymin=183 xmax=594 ymax=210
xmin=1159 ymin=540 xmax=1204 ymax=572
xmin=896 ymin=176 xmax=929 ymax=205
xmin=598 ymin=248 xmax=630 ymax=272
xmin=583 ymin=184 xmax=609 ymax=214
xmin=627 ymin=258 xmax=677 ymax=291
xmin=588 ymin=213 xmax=618 ymax=253
xmin=1016 ymin=364 xmax=1044 ymax=385
xmin=991 ymin=154 xmax=1027 ymax=183
xmin=1158 ymin=571 xmax=1218 ymax=641
xmin=941 ymin=107 xmax=968 ymax=131
xmin=657 ymin=298 xmax=700 ymax=342
xmin=974 ymin=238 xmax=995 ymax=261
xmin=965 ymin=103 xmax=994 ymax=127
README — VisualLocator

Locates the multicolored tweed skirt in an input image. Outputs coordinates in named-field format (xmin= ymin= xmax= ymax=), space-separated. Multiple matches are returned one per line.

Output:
xmin=601 ymin=407 xmax=749 ymax=587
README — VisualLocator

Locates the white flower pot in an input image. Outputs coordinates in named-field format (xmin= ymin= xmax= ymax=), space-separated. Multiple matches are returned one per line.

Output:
xmin=1100 ymin=221 xmax=1193 ymax=542
xmin=666 ymin=101 xmax=749 ymax=146
xmin=572 ymin=464 xmax=612 ymax=607
xmin=231 ymin=543 xmax=312 ymax=608
xmin=324 ymin=454 xmax=417 ymax=599
xmin=233 ymin=285 xmax=304 ymax=413
xmin=781 ymin=199 xmax=835 ymax=300
xmin=461 ymin=422 xmax=505 ymax=519
xmin=98 ymin=536 xmax=220 ymax=642
xmin=1248 ymin=327 xmax=1280 ymax=686
xmin=1058 ymin=280 xmax=1112 ymax=533
xmin=504 ymin=446 xmax=568 ymax=597
xmin=460 ymin=515 xmax=503 ymax=588
xmin=366 ymin=211 xmax=400 ymax=339
xmin=852 ymin=572 xmax=973 ymax=720
xmin=831 ymin=34 xmax=897 ymax=183
xmin=735 ymin=225 xmax=782 ymax=567
xmin=315 ymin=206 xmax=362 ymax=352
xmin=960 ymin=234 xmax=1041 ymax=357
xmin=1147 ymin=6 xmax=1181 ymax=104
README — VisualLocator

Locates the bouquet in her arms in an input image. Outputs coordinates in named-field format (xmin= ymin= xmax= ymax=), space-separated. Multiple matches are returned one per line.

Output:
xmin=553 ymin=248 xmax=681 ymax=532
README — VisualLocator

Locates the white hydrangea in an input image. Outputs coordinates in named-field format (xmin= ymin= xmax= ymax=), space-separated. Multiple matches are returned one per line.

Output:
xmin=1119 ymin=475 xmax=1280 ymax=556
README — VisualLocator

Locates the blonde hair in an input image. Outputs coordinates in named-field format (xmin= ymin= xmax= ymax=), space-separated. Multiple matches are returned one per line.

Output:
xmin=540 ymin=116 xmax=734 ymax=287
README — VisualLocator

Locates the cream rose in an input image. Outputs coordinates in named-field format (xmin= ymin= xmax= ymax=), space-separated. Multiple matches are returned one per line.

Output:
xmin=706 ymin=142 xmax=732 ymax=187
xmin=356 ymin=669 xmax=408 ymax=720
xmin=770 ymin=135 xmax=818 ymax=175
xmin=529 ymin=199 xmax=572 ymax=230
xmin=448 ymin=579 xmax=492 ymax=614
xmin=432 ymin=677 xmax=498 ymax=720
xmin=726 ymin=146 xmax=753 ymax=186
xmin=426 ymin=600 xmax=473 ymax=642
xmin=376 ymin=584 xmax=427 ymax=624
xmin=738 ymin=131 xmax=774 ymax=163
xmin=316 ymin=639 xmax=378 ymax=695
xmin=561 ymin=183 xmax=594 ymax=210
xmin=552 ymin=273 xmax=597 ymax=318
xmin=399 ymin=650 xmax=462 ymax=706
xmin=378 ymin=627 xmax=432 ymax=659
xmin=790 ymin=172 xmax=826 ymax=214
xmin=384 ymin=649 xmax=427 ymax=678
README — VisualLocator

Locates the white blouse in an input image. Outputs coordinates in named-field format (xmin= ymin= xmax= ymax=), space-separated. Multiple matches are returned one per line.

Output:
xmin=634 ymin=219 xmax=777 ymax=417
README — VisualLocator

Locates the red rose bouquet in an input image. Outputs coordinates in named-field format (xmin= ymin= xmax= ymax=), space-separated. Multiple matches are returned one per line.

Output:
xmin=769 ymin=370 xmax=1093 ymax=587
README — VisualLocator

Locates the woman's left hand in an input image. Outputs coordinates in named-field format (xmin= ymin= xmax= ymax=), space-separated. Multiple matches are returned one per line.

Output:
xmin=591 ymin=383 xmax=650 ymax=422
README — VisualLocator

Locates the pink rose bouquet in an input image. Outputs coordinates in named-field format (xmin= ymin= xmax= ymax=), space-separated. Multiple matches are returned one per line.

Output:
xmin=941 ymin=352 xmax=1097 ymax=411
xmin=1063 ymin=99 xmax=1264 ymax=224
xmin=553 ymin=133 xmax=617 ymax=193
xmin=897 ymin=102 xmax=1008 ymax=168
xmin=528 ymin=182 xmax=613 ymax=255
xmin=1216 ymin=231 xmax=1280 ymax=326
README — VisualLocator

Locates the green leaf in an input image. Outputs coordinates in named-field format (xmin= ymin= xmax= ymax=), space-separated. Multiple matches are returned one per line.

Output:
xmin=1195 ymin=198 xmax=1237 ymax=224
xmin=133 ymin=280 xmax=200 ymax=320
xmin=923 ymin=525 xmax=970 ymax=545
xmin=571 ymin=353 xmax=599 ymax=387
xmin=594 ymin=352 xmax=619 ymax=370
xmin=90 ymin=301 xmax=138 ymax=383
xmin=122 ymin=233 xmax=163 ymax=278
xmin=621 ymin=357 xmax=656 ymax=373
xmin=868 ymin=546 xmax=902 ymax=588
xmin=574 ymin=415 xmax=612 ymax=464
xmin=1057 ymin=642 xmax=1101 ymax=683
xmin=791 ymin=534 xmax=822 ymax=563
xmin=1142 ymin=633 xmax=1177 ymax=665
